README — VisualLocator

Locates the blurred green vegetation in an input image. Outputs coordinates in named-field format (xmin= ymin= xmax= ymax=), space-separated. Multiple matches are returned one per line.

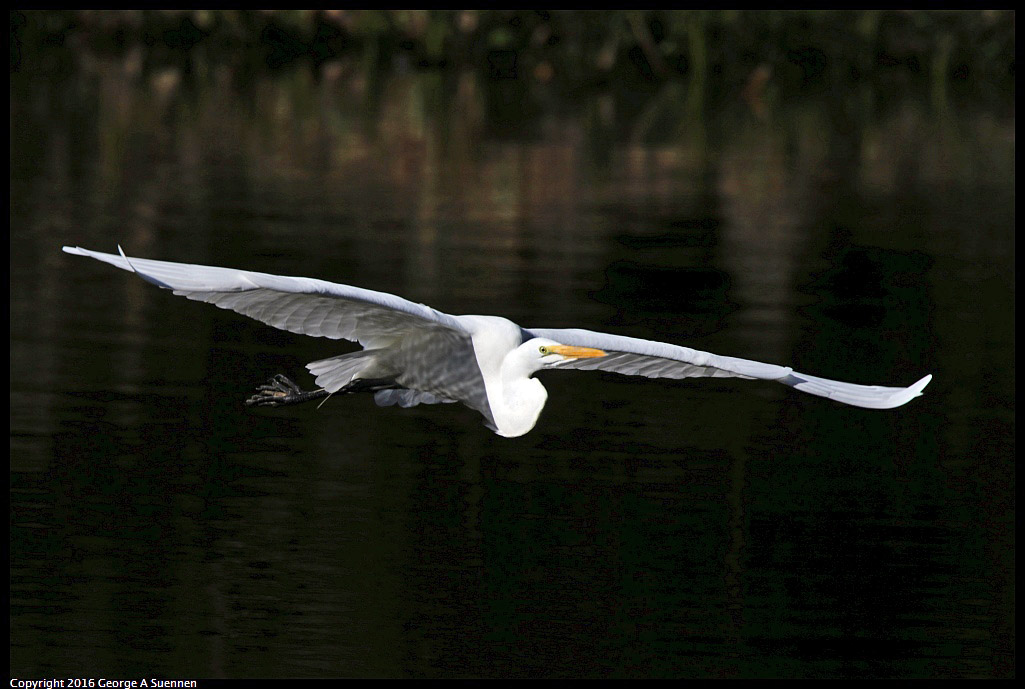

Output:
xmin=10 ymin=10 xmax=1015 ymax=114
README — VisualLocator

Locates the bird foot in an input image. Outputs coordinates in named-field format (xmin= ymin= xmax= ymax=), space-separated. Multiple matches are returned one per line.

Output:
xmin=246 ymin=374 xmax=324 ymax=407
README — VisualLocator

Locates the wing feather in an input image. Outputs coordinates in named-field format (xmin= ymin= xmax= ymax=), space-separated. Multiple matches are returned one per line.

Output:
xmin=63 ymin=246 xmax=497 ymax=423
xmin=62 ymin=246 xmax=468 ymax=348
xmin=528 ymin=327 xmax=931 ymax=410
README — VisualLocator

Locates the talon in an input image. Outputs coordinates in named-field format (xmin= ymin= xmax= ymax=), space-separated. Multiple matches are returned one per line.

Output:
xmin=245 ymin=373 xmax=326 ymax=407
xmin=246 ymin=392 xmax=280 ymax=407
xmin=273 ymin=374 xmax=299 ymax=390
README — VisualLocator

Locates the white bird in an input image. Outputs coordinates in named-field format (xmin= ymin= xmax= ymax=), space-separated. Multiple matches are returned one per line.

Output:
xmin=63 ymin=246 xmax=933 ymax=438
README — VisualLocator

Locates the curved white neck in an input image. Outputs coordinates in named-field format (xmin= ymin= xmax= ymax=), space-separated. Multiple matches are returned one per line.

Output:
xmin=463 ymin=318 xmax=550 ymax=438
xmin=489 ymin=348 xmax=549 ymax=438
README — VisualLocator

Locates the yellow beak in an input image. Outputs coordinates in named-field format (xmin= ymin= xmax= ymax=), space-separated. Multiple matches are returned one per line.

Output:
xmin=549 ymin=345 xmax=607 ymax=359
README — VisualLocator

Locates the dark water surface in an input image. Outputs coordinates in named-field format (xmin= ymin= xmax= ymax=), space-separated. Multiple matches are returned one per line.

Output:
xmin=10 ymin=66 xmax=1014 ymax=678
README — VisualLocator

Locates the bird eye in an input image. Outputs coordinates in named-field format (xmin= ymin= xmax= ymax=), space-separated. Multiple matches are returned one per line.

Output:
xmin=539 ymin=346 xmax=549 ymax=355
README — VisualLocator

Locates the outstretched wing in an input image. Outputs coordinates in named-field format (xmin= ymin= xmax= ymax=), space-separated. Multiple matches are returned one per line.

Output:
xmin=62 ymin=246 xmax=496 ymax=424
xmin=62 ymin=246 xmax=468 ymax=348
xmin=527 ymin=327 xmax=932 ymax=410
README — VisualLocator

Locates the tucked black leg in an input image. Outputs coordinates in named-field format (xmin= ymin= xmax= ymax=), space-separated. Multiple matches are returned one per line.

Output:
xmin=336 ymin=377 xmax=403 ymax=394
xmin=245 ymin=374 xmax=403 ymax=407
xmin=245 ymin=374 xmax=329 ymax=407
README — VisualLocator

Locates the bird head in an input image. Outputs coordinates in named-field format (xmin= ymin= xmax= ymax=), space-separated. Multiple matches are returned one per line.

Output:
xmin=525 ymin=337 xmax=607 ymax=370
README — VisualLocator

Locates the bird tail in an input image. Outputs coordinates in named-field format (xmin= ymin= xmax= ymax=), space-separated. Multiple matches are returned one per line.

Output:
xmin=307 ymin=351 xmax=387 ymax=393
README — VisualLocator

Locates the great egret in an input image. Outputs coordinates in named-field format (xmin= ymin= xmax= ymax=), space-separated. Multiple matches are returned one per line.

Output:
xmin=63 ymin=246 xmax=932 ymax=437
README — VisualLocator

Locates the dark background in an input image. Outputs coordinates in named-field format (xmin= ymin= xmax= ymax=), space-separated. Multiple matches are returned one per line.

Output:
xmin=10 ymin=10 xmax=1014 ymax=678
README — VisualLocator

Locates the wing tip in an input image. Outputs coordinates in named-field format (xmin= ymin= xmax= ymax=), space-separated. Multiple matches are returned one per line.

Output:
xmin=910 ymin=373 xmax=933 ymax=397
xmin=875 ymin=373 xmax=933 ymax=409
xmin=62 ymin=244 xmax=175 ymax=289
xmin=783 ymin=370 xmax=933 ymax=409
